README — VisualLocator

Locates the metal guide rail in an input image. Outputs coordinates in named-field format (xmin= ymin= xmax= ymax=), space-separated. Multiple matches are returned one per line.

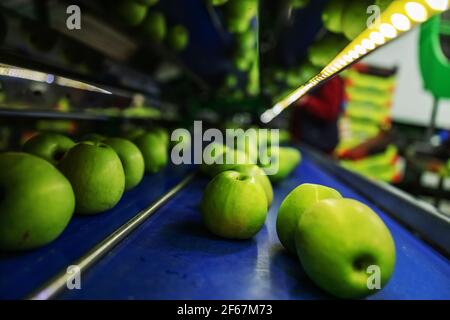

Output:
xmin=0 ymin=164 xmax=194 ymax=299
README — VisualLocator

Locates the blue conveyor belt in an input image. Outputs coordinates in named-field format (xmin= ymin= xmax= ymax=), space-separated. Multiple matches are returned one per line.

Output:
xmin=0 ymin=164 xmax=193 ymax=299
xmin=57 ymin=156 xmax=450 ymax=300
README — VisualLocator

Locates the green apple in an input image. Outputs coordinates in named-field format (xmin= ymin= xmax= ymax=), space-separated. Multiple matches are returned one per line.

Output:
xmin=231 ymin=89 xmax=244 ymax=100
xmin=262 ymin=147 xmax=301 ymax=183
xmin=136 ymin=0 xmax=159 ymax=6
xmin=278 ymin=129 xmax=291 ymax=144
xmin=236 ymin=30 xmax=256 ymax=51
xmin=234 ymin=57 xmax=250 ymax=71
xmin=0 ymin=152 xmax=75 ymax=251
xmin=286 ymin=69 xmax=302 ymax=87
xmin=168 ymin=25 xmax=189 ymax=52
xmin=59 ymin=142 xmax=125 ymax=214
xmin=277 ymin=183 xmax=342 ymax=254
xmin=141 ymin=11 xmax=166 ymax=43
xmin=226 ymin=17 xmax=250 ymax=34
xmin=152 ymin=127 xmax=169 ymax=146
xmin=308 ymin=33 xmax=348 ymax=68
xmin=246 ymin=77 xmax=260 ymax=97
xmin=234 ymin=52 xmax=253 ymax=71
xmin=200 ymin=143 xmax=230 ymax=176
xmin=116 ymin=0 xmax=148 ymax=26
xmin=298 ymin=61 xmax=320 ymax=84
xmin=208 ymin=0 xmax=228 ymax=6
xmin=104 ymin=138 xmax=145 ymax=191
xmin=321 ymin=0 xmax=345 ymax=33
xmin=201 ymin=170 xmax=268 ymax=239
xmin=295 ymin=198 xmax=396 ymax=298
xmin=288 ymin=0 xmax=310 ymax=9
xmin=227 ymin=164 xmax=273 ymax=207
xmin=225 ymin=0 xmax=256 ymax=34
xmin=232 ymin=133 xmax=259 ymax=163
xmin=133 ymin=132 xmax=168 ymax=173
xmin=226 ymin=0 xmax=257 ymax=21
xmin=225 ymin=74 xmax=238 ymax=89
xmin=273 ymin=68 xmax=286 ymax=81
xmin=207 ymin=148 xmax=249 ymax=177
xmin=170 ymin=128 xmax=191 ymax=149
xmin=23 ymin=133 xmax=75 ymax=165
xmin=246 ymin=67 xmax=259 ymax=96
xmin=124 ymin=128 xmax=146 ymax=141
xmin=81 ymin=133 xmax=106 ymax=143
xmin=341 ymin=0 xmax=371 ymax=40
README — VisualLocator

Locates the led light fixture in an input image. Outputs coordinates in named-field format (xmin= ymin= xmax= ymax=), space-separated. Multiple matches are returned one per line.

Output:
xmin=260 ymin=0 xmax=450 ymax=123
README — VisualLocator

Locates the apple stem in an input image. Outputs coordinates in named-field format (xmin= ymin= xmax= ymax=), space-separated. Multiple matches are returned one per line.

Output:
xmin=53 ymin=150 xmax=66 ymax=162
xmin=352 ymin=254 xmax=374 ymax=272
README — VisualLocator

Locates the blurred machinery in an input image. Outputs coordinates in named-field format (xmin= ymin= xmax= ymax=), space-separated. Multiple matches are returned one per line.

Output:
xmin=337 ymin=63 xmax=402 ymax=184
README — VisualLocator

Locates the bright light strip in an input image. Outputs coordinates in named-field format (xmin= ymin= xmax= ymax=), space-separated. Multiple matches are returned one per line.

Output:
xmin=349 ymin=50 xmax=358 ymax=59
xmin=354 ymin=44 xmax=366 ymax=55
xmin=272 ymin=104 xmax=283 ymax=115
xmin=361 ymin=38 xmax=375 ymax=50
xmin=260 ymin=81 xmax=318 ymax=123
xmin=0 ymin=64 xmax=111 ymax=94
xmin=391 ymin=13 xmax=411 ymax=31
xmin=260 ymin=110 xmax=274 ymax=123
xmin=425 ymin=0 xmax=448 ymax=11
xmin=370 ymin=31 xmax=385 ymax=45
xmin=343 ymin=54 xmax=352 ymax=63
xmin=379 ymin=23 xmax=398 ymax=38
xmin=0 ymin=65 xmax=48 ymax=82
xmin=262 ymin=0 xmax=448 ymax=123
xmin=56 ymin=78 xmax=112 ymax=94
xmin=405 ymin=2 xmax=428 ymax=22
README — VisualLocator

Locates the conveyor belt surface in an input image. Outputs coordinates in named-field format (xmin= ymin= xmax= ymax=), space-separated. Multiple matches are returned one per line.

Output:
xmin=0 ymin=164 xmax=193 ymax=299
xmin=57 ymin=155 xmax=450 ymax=299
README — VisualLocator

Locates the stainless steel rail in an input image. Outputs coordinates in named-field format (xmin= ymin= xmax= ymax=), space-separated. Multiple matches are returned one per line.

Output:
xmin=26 ymin=173 xmax=196 ymax=300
